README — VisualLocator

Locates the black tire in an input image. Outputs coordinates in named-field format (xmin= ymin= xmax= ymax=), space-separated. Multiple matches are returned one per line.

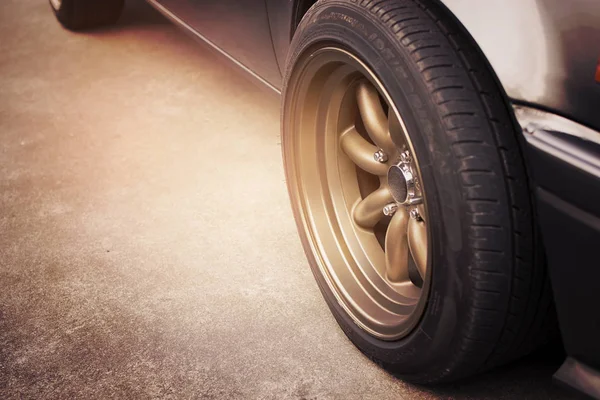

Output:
xmin=49 ymin=0 xmax=125 ymax=31
xmin=282 ymin=0 xmax=557 ymax=383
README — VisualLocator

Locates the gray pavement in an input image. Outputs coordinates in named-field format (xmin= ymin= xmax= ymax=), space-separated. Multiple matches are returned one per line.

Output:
xmin=0 ymin=0 xmax=580 ymax=398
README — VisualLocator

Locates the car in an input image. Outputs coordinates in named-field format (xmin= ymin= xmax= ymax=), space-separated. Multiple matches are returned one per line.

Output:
xmin=49 ymin=0 xmax=600 ymax=397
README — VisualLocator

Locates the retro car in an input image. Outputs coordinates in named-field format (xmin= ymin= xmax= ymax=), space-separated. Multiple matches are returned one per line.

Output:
xmin=49 ymin=0 xmax=600 ymax=396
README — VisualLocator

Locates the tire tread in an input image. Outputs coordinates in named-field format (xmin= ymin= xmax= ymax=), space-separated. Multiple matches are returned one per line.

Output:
xmin=362 ymin=0 xmax=555 ymax=381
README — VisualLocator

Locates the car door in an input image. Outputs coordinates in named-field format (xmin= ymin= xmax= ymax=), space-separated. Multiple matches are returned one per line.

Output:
xmin=154 ymin=0 xmax=282 ymax=89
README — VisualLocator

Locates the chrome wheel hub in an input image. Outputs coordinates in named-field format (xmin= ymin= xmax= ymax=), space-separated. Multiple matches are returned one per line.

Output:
xmin=387 ymin=151 xmax=422 ymax=206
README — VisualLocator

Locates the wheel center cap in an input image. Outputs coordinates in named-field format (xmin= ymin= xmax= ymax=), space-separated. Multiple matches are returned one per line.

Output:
xmin=387 ymin=164 xmax=412 ymax=204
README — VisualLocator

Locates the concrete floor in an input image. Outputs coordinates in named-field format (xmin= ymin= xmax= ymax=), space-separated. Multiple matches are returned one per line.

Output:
xmin=0 ymin=0 xmax=581 ymax=399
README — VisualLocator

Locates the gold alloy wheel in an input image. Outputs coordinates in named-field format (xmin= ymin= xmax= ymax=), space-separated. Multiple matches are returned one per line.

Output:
xmin=285 ymin=47 xmax=431 ymax=340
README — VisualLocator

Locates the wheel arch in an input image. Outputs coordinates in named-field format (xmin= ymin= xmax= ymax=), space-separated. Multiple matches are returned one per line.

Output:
xmin=291 ymin=0 xmax=318 ymax=41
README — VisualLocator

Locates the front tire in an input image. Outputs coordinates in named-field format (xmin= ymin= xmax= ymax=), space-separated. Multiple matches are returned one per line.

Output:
xmin=50 ymin=0 xmax=125 ymax=31
xmin=282 ymin=0 xmax=555 ymax=383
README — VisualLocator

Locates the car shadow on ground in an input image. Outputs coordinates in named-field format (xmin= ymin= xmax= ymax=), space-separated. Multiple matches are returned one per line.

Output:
xmin=400 ymin=348 xmax=583 ymax=399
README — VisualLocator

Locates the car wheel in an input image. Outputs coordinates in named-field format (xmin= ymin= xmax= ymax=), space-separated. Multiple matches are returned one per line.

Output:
xmin=49 ymin=0 xmax=125 ymax=31
xmin=282 ymin=0 xmax=556 ymax=383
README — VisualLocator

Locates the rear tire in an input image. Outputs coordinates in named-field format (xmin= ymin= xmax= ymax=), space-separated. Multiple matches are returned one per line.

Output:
xmin=282 ymin=0 xmax=556 ymax=383
xmin=49 ymin=0 xmax=125 ymax=31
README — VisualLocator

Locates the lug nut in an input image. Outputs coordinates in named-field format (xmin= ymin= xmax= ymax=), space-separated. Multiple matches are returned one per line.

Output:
xmin=373 ymin=150 xmax=388 ymax=163
xmin=410 ymin=208 xmax=423 ymax=221
xmin=400 ymin=151 xmax=411 ymax=163
xmin=383 ymin=203 xmax=398 ymax=216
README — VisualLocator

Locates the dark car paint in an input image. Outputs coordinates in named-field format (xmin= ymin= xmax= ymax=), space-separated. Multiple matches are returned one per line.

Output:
xmin=527 ymin=133 xmax=600 ymax=368
xmin=148 ymin=0 xmax=600 ymax=394
xmin=156 ymin=0 xmax=283 ymax=86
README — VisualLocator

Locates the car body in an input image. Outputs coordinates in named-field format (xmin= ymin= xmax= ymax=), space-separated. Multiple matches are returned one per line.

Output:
xmin=52 ymin=0 xmax=600 ymax=396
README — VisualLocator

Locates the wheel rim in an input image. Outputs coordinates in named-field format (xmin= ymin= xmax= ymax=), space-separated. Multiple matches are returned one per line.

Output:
xmin=286 ymin=47 xmax=431 ymax=340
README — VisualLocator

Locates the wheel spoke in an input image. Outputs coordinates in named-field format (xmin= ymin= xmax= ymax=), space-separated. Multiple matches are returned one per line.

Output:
xmin=340 ymin=126 xmax=388 ymax=176
xmin=408 ymin=214 xmax=427 ymax=279
xmin=353 ymin=186 xmax=393 ymax=229
xmin=385 ymin=208 xmax=410 ymax=282
xmin=388 ymin=110 xmax=407 ymax=151
xmin=356 ymin=81 xmax=395 ymax=155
